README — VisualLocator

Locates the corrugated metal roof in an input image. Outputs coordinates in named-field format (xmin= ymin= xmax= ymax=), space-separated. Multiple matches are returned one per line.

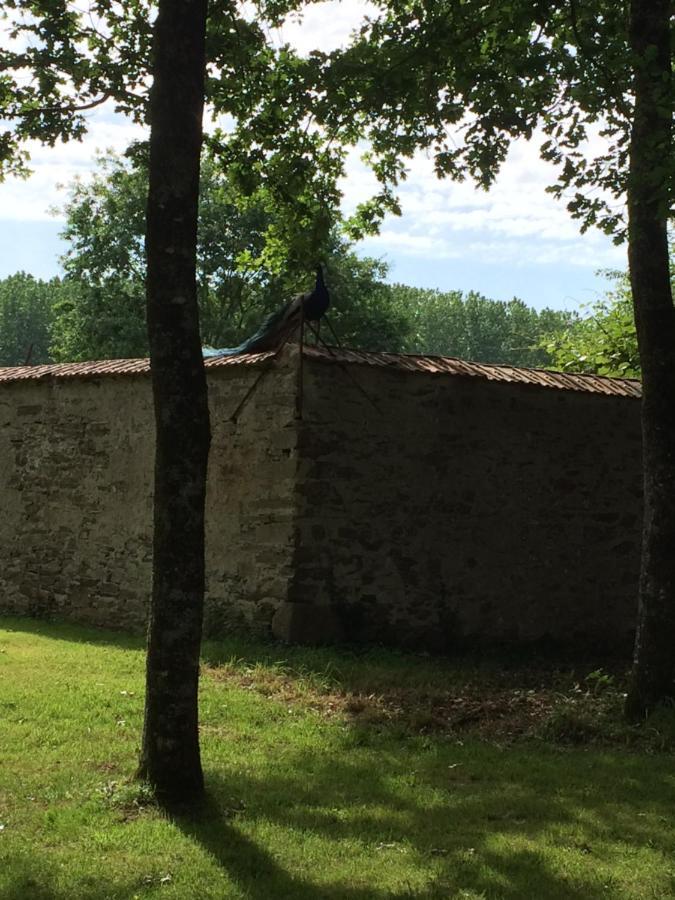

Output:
xmin=304 ymin=345 xmax=642 ymax=399
xmin=0 ymin=343 xmax=641 ymax=398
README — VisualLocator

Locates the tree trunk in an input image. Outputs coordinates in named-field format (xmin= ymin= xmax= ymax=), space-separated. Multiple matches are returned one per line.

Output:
xmin=624 ymin=0 xmax=674 ymax=721
xmin=138 ymin=0 xmax=211 ymax=801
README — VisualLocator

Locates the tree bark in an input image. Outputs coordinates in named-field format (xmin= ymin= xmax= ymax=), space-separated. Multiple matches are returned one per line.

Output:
xmin=625 ymin=0 xmax=674 ymax=721
xmin=138 ymin=0 xmax=211 ymax=801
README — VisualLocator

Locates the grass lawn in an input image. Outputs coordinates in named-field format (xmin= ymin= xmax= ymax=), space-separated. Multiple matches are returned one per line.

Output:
xmin=1 ymin=616 xmax=675 ymax=899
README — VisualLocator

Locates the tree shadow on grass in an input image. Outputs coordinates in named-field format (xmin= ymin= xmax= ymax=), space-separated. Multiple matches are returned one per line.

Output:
xmin=175 ymin=795 xmax=405 ymax=900
xmin=1 ymin=872 xmax=59 ymax=900
xmin=175 ymin=804 xmax=595 ymax=900
xmin=0 ymin=855 xmax=140 ymax=900
xmin=172 ymin=741 xmax=675 ymax=900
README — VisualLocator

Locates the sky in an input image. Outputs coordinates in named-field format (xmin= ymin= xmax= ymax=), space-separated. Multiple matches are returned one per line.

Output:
xmin=0 ymin=1 xmax=628 ymax=313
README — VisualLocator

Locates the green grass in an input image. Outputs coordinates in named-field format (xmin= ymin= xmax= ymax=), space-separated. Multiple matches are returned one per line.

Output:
xmin=1 ymin=616 xmax=675 ymax=899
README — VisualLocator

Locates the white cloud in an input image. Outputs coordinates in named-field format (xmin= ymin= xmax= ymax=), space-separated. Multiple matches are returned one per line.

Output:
xmin=362 ymin=226 xmax=624 ymax=270
xmin=267 ymin=0 xmax=377 ymax=54
xmin=341 ymin=124 xmax=626 ymax=271
xmin=0 ymin=108 xmax=146 ymax=222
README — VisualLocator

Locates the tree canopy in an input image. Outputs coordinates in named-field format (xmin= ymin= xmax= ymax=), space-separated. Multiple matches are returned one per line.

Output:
xmin=47 ymin=149 xmax=406 ymax=359
xmin=3 ymin=3 xmax=671 ymax=259
xmin=0 ymin=272 xmax=61 ymax=366
xmin=392 ymin=284 xmax=576 ymax=367
xmin=2 ymin=1 xmax=351 ymax=268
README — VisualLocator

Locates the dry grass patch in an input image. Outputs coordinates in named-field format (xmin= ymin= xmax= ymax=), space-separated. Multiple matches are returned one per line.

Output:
xmin=202 ymin=653 xmax=675 ymax=748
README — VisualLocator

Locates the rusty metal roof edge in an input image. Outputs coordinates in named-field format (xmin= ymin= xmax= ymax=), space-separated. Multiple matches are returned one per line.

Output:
xmin=302 ymin=344 xmax=642 ymax=399
xmin=0 ymin=350 xmax=277 ymax=385
xmin=0 ymin=342 xmax=641 ymax=399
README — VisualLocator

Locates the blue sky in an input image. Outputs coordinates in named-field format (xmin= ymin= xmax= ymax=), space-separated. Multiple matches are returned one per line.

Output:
xmin=0 ymin=0 xmax=627 ymax=313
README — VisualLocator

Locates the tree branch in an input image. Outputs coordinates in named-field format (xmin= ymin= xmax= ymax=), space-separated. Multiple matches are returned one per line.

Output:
xmin=23 ymin=92 xmax=111 ymax=117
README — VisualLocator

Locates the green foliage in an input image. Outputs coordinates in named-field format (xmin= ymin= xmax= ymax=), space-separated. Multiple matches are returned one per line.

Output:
xmin=584 ymin=667 xmax=616 ymax=695
xmin=51 ymin=150 xmax=278 ymax=360
xmin=0 ymin=147 xmax=574 ymax=368
xmin=317 ymin=248 xmax=410 ymax=353
xmin=3 ymin=1 xmax=671 ymax=271
xmin=0 ymin=149 xmax=573 ymax=369
xmin=0 ymin=272 xmax=61 ymax=365
xmin=50 ymin=280 xmax=148 ymax=363
xmin=0 ymin=1 xmax=150 ymax=178
xmin=0 ymin=150 xmax=587 ymax=372
xmin=543 ymin=271 xmax=640 ymax=378
xmin=51 ymin=150 xmax=409 ymax=361
xmin=387 ymin=285 xmax=576 ymax=367
xmin=1 ymin=1 xmax=346 ymax=261
xmin=544 ymin=256 xmax=675 ymax=379
xmin=51 ymin=151 xmax=573 ymax=366
xmin=48 ymin=150 xmax=149 ymax=362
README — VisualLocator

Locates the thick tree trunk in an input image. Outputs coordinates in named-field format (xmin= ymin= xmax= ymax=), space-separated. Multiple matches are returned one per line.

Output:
xmin=624 ymin=0 xmax=674 ymax=721
xmin=138 ymin=0 xmax=211 ymax=801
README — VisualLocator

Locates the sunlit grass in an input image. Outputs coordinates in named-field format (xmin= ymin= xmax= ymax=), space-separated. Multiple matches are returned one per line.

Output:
xmin=1 ymin=616 xmax=674 ymax=899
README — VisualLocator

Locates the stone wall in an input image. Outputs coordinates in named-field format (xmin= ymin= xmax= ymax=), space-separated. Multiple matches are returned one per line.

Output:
xmin=0 ymin=346 xmax=644 ymax=653
xmin=288 ymin=357 xmax=642 ymax=652
xmin=0 ymin=352 xmax=299 ymax=633
xmin=205 ymin=354 xmax=299 ymax=635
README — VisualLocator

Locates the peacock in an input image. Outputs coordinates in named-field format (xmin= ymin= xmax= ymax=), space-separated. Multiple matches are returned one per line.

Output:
xmin=203 ymin=266 xmax=330 ymax=358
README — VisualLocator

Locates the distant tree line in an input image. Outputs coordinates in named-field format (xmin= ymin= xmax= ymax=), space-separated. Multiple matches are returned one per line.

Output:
xmin=0 ymin=264 xmax=581 ymax=369
xmin=0 ymin=151 xmax=646 ymax=376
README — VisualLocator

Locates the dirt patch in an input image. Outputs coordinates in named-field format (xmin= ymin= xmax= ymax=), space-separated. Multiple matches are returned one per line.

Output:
xmin=201 ymin=661 xmax=672 ymax=747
